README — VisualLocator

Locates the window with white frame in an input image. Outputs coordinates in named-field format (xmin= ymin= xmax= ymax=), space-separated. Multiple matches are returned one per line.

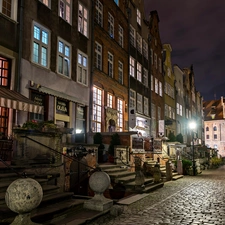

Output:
xmin=57 ymin=38 xmax=71 ymax=77
xmin=107 ymin=93 xmax=113 ymax=108
xmin=95 ymin=42 xmax=102 ymax=70
xmin=117 ymin=98 xmax=123 ymax=131
xmin=39 ymin=0 xmax=51 ymax=8
xmin=143 ymin=68 xmax=148 ymax=87
xmin=137 ymin=33 xmax=142 ymax=54
xmin=137 ymin=93 xmax=142 ymax=113
xmin=172 ymin=108 xmax=175 ymax=119
xmin=179 ymin=105 xmax=182 ymax=116
xmin=32 ymin=22 xmax=50 ymax=68
xmin=95 ymin=0 xmax=103 ymax=27
xmin=154 ymin=53 xmax=157 ymax=69
xmin=108 ymin=52 xmax=113 ymax=77
xmin=130 ymin=89 xmax=136 ymax=108
xmin=59 ymin=0 xmax=71 ymax=24
xmin=92 ymin=86 xmax=102 ymax=132
xmin=77 ymin=50 xmax=88 ymax=85
xmin=168 ymin=106 xmax=172 ymax=118
xmin=137 ymin=62 xmax=142 ymax=82
xmin=144 ymin=97 xmax=149 ymax=116
xmin=118 ymin=61 xmax=123 ymax=84
xmin=108 ymin=13 xmax=114 ymax=38
xmin=137 ymin=8 xmax=141 ymax=26
xmin=176 ymin=103 xmax=179 ymax=115
xmin=78 ymin=3 xmax=88 ymax=37
xmin=155 ymin=78 xmax=158 ymax=94
xmin=118 ymin=25 xmax=123 ymax=47
xmin=129 ymin=56 xmax=135 ymax=77
xmin=159 ymin=81 xmax=162 ymax=96
xmin=151 ymin=103 xmax=156 ymax=136
xmin=150 ymin=49 xmax=153 ymax=65
xmin=151 ymin=75 xmax=154 ymax=91
xmin=159 ymin=58 xmax=162 ymax=73
xmin=143 ymin=40 xmax=148 ymax=59
xmin=165 ymin=104 xmax=168 ymax=117
xmin=130 ymin=25 xmax=136 ymax=47
xmin=0 ymin=0 xmax=18 ymax=20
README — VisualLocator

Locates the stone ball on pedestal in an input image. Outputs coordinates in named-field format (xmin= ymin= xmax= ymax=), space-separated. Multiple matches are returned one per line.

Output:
xmin=89 ymin=171 xmax=111 ymax=193
xmin=5 ymin=178 xmax=43 ymax=214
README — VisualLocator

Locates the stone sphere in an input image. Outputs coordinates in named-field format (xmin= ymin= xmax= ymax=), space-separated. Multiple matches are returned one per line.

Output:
xmin=5 ymin=178 xmax=43 ymax=214
xmin=89 ymin=171 xmax=111 ymax=193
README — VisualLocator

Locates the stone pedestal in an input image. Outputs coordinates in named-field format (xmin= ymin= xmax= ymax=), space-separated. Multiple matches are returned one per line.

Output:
xmin=84 ymin=171 xmax=113 ymax=211
xmin=177 ymin=160 xmax=183 ymax=175
xmin=166 ymin=161 xmax=172 ymax=181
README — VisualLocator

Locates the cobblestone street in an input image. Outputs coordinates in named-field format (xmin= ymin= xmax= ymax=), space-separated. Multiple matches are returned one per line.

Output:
xmin=87 ymin=166 xmax=225 ymax=225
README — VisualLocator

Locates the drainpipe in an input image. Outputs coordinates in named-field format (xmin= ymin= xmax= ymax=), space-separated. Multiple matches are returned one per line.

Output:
xmin=88 ymin=0 xmax=95 ymax=143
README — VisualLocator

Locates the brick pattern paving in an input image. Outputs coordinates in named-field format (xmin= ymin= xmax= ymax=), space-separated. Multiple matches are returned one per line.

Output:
xmin=87 ymin=167 xmax=225 ymax=225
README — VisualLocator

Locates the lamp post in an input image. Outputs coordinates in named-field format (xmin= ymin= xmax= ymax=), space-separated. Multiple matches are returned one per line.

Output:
xmin=189 ymin=121 xmax=196 ymax=176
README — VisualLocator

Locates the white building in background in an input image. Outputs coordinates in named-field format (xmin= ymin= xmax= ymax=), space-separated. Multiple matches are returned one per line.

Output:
xmin=203 ymin=96 xmax=225 ymax=157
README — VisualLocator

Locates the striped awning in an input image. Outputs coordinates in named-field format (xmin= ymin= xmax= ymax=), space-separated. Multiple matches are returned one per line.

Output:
xmin=0 ymin=87 xmax=44 ymax=114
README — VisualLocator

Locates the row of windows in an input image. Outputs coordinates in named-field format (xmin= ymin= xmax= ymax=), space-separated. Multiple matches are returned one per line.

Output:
xmin=165 ymin=82 xmax=175 ymax=99
xmin=32 ymin=21 xmax=88 ymax=86
xmin=151 ymin=75 xmax=163 ymax=97
xmin=206 ymin=126 xmax=218 ymax=131
xmin=165 ymin=104 xmax=175 ymax=120
xmin=1 ymin=1 xmax=88 ymax=38
xmin=206 ymin=134 xmax=218 ymax=140
xmin=92 ymin=86 xmax=124 ymax=132
xmin=130 ymin=89 xmax=149 ymax=116
xmin=150 ymin=49 xmax=162 ymax=73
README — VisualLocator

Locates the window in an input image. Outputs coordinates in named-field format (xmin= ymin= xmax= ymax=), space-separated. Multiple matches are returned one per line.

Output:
xmin=159 ymin=58 xmax=162 ymax=73
xmin=154 ymin=53 xmax=157 ymax=69
xmin=78 ymin=3 xmax=88 ymax=37
xmin=57 ymin=38 xmax=71 ymax=77
xmin=159 ymin=81 xmax=162 ymax=96
xmin=143 ymin=68 xmax=148 ymax=87
xmin=206 ymin=135 xmax=209 ymax=139
xmin=155 ymin=78 xmax=158 ymax=94
xmin=95 ymin=0 xmax=103 ymax=27
xmin=118 ymin=61 xmax=123 ymax=84
xmin=137 ymin=62 xmax=142 ymax=82
xmin=92 ymin=86 xmax=102 ymax=132
xmin=129 ymin=56 xmax=135 ymax=77
xmin=107 ymin=93 xmax=113 ymax=108
xmin=130 ymin=25 xmax=136 ymax=47
xmin=151 ymin=75 xmax=154 ymax=91
xmin=144 ymin=97 xmax=149 ymax=116
xmin=150 ymin=49 xmax=153 ymax=65
xmin=158 ymin=106 xmax=161 ymax=120
xmin=108 ymin=13 xmax=114 ymax=38
xmin=32 ymin=22 xmax=50 ymax=68
xmin=168 ymin=106 xmax=172 ymax=118
xmin=137 ymin=33 xmax=142 ymax=53
xmin=176 ymin=103 xmax=179 ymax=115
xmin=76 ymin=105 xmax=86 ymax=136
xmin=0 ymin=56 xmax=10 ymax=87
xmin=95 ymin=42 xmax=102 ymax=70
xmin=77 ymin=51 xmax=88 ymax=85
xmin=137 ymin=93 xmax=142 ymax=113
xmin=143 ymin=40 xmax=148 ymax=59
xmin=130 ymin=89 xmax=136 ymax=108
xmin=179 ymin=105 xmax=182 ymax=116
xmin=59 ymin=0 xmax=71 ymax=24
xmin=118 ymin=25 xmax=123 ymax=47
xmin=137 ymin=8 xmax=141 ymax=26
xmin=0 ymin=0 xmax=18 ymax=20
xmin=117 ymin=98 xmax=123 ymax=131
xmin=214 ymin=134 xmax=217 ymax=139
xmin=213 ymin=126 xmax=217 ymax=131
xmin=206 ymin=126 xmax=209 ymax=131
xmin=39 ymin=0 xmax=50 ymax=8
xmin=108 ymin=52 xmax=113 ymax=77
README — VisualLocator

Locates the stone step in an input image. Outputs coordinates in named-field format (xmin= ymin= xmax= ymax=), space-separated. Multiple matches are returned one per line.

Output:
xmin=172 ymin=174 xmax=184 ymax=180
xmin=107 ymin=171 xmax=136 ymax=179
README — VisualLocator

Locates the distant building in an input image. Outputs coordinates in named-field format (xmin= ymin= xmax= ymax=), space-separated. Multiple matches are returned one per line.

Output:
xmin=203 ymin=97 xmax=225 ymax=157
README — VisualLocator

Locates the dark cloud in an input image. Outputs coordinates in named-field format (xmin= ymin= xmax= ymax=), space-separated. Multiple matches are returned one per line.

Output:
xmin=144 ymin=0 xmax=225 ymax=100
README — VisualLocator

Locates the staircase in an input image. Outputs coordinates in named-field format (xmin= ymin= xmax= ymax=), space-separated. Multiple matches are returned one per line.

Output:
xmin=99 ymin=164 xmax=164 ymax=200
xmin=0 ymin=163 xmax=102 ymax=225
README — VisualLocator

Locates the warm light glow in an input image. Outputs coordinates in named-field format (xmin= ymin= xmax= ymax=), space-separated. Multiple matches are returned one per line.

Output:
xmin=189 ymin=121 xmax=197 ymax=130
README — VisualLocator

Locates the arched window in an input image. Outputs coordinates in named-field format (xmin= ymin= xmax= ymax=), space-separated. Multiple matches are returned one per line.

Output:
xmin=206 ymin=127 xmax=209 ymax=131
xmin=213 ymin=126 xmax=217 ymax=131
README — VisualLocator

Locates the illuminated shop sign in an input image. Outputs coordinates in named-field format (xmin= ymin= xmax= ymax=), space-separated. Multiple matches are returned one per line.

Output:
xmin=56 ymin=99 xmax=68 ymax=115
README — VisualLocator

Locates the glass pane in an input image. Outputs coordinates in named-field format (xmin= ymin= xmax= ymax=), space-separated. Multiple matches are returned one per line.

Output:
xmin=58 ymin=56 xmax=63 ymax=73
xmin=78 ymin=54 xmax=82 ymax=64
xmin=58 ymin=41 xmax=63 ymax=53
xmin=33 ymin=43 xmax=39 ymax=63
xmin=83 ymin=56 xmax=87 ymax=67
xmin=42 ymin=30 xmax=48 ymax=44
xmin=34 ymin=26 xmax=40 ymax=40
xmin=41 ymin=47 xmax=47 ymax=66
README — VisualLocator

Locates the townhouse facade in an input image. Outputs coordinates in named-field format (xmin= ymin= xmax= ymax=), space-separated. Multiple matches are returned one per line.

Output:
xmin=163 ymin=44 xmax=176 ymax=138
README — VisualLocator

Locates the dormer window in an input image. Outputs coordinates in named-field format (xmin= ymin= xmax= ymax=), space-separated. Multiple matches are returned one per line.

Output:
xmin=210 ymin=105 xmax=216 ymax=119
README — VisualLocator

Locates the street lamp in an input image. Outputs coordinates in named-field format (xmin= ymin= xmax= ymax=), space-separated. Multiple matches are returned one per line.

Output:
xmin=189 ymin=121 xmax=197 ymax=176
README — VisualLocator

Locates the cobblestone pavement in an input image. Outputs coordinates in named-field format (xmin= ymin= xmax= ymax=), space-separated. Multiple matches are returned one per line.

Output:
xmin=87 ymin=166 xmax=225 ymax=225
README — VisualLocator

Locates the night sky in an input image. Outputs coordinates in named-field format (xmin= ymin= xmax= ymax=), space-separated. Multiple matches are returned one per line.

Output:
xmin=144 ymin=0 xmax=225 ymax=101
